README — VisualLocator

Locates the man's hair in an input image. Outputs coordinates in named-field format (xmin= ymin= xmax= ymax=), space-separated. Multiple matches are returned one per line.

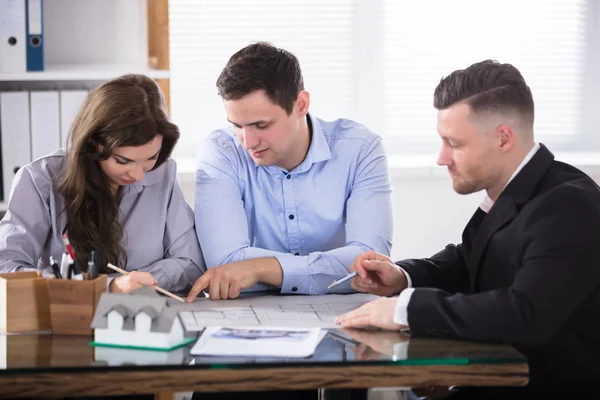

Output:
xmin=434 ymin=60 xmax=534 ymax=127
xmin=216 ymin=42 xmax=304 ymax=115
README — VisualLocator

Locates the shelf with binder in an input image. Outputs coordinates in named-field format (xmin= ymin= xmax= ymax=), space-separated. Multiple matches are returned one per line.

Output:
xmin=1 ymin=0 xmax=167 ymax=81
xmin=0 ymin=0 xmax=171 ymax=212
xmin=0 ymin=87 xmax=95 ymax=205
xmin=0 ymin=64 xmax=170 ymax=81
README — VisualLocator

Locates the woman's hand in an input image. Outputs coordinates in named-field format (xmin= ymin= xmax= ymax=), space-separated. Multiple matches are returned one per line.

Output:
xmin=109 ymin=271 xmax=157 ymax=293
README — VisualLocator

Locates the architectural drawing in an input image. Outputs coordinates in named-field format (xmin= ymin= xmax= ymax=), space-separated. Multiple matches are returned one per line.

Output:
xmin=176 ymin=293 xmax=380 ymax=331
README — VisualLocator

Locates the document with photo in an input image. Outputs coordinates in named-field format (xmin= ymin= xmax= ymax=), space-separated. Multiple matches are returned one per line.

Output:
xmin=190 ymin=326 xmax=325 ymax=358
xmin=212 ymin=327 xmax=312 ymax=341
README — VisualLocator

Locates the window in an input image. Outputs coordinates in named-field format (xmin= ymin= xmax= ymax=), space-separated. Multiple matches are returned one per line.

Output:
xmin=169 ymin=0 xmax=598 ymax=164
xmin=382 ymin=0 xmax=596 ymax=152
xmin=169 ymin=0 xmax=356 ymax=164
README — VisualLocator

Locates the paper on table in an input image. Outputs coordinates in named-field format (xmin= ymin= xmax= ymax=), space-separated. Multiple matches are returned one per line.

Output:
xmin=178 ymin=293 xmax=380 ymax=331
xmin=190 ymin=326 xmax=326 ymax=358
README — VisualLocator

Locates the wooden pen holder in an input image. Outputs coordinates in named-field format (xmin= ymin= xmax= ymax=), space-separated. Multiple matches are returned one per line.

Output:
xmin=0 ymin=334 xmax=53 ymax=367
xmin=47 ymin=275 xmax=107 ymax=335
xmin=0 ymin=271 xmax=51 ymax=333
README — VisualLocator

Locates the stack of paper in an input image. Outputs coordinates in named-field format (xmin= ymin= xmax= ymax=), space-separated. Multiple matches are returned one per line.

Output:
xmin=190 ymin=326 xmax=326 ymax=358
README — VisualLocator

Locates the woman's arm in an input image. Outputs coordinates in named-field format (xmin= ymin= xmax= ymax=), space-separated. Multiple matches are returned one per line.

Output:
xmin=0 ymin=167 xmax=52 ymax=274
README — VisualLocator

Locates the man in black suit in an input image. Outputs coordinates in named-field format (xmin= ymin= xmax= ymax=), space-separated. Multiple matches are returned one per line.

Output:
xmin=336 ymin=60 xmax=600 ymax=399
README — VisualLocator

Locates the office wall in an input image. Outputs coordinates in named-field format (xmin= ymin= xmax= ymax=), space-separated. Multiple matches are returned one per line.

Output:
xmin=178 ymin=166 xmax=600 ymax=261
xmin=44 ymin=0 xmax=147 ymax=66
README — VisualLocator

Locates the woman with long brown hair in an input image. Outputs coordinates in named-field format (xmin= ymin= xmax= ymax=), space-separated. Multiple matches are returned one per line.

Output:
xmin=0 ymin=74 xmax=205 ymax=292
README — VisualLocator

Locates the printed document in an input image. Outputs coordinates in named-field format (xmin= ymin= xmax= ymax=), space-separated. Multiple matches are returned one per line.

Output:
xmin=190 ymin=326 xmax=326 ymax=358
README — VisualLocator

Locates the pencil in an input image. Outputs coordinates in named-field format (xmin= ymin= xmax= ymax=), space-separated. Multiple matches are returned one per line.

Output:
xmin=106 ymin=263 xmax=185 ymax=303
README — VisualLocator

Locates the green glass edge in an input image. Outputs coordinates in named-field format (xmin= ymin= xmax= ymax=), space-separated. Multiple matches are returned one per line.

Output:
xmin=89 ymin=337 xmax=196 ymax=352
xmin=207 ymin=356 xmax=526 ymax=369
xmin=469 ymin=357 xmax=526 ymax=364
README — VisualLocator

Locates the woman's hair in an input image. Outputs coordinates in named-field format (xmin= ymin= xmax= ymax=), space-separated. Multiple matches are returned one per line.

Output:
xmin=55 ymin=74 xmax=180 ymax=272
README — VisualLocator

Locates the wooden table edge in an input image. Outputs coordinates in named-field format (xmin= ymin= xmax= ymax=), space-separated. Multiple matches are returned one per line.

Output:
xmin=0 ymin=362 xmax=529 ymax=398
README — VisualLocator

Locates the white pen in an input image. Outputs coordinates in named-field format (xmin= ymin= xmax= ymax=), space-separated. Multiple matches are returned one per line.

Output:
xmin=327 ymin=271 xmax=358 ymax=290
xmin=59 ymin=252 xmax=70 ymax=280
xmin=70 ymin=259 xmax=84 ymax=281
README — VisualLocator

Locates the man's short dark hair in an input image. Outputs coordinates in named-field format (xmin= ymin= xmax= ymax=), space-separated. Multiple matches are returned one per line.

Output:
xmin=216 ymin=42 xmax=304 ymax=115
xmin=434 ymin=60 xmax=534 ymax=127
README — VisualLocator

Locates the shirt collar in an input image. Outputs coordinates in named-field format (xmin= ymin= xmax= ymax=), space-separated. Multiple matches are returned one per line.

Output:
xmin=289 ymin=113 xmax=331 ymax=174
xmin=121 ymin=162 xmax=164 ymax=196
xmin=479 ymin=142 xmax=540 ymax=213
xmin=263 ymin=112 xmax=332 ymax=175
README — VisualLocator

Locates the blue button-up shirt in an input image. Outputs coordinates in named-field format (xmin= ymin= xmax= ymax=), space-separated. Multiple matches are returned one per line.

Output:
xmin=194 ymin=113 xmax=393 ymax=294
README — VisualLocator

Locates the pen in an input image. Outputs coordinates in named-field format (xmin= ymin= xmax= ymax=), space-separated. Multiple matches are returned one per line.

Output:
xmin=327 ymin=271 xmax=358 ymax=290
xmin=70 ymin=259 xmax=84 ymax=281
xmin=66 ymin=256 xmax=74 ymax=279
xmin=87 ymin=250 xmax=99 ymax=280
xmin=49 ymin=256 xmax=62 ymax=279
xmin=62 ymin=234 xmax=76 ymax=260
xmin=106 ymin=263 xmax=185 ymax=303
xmin=60 ymin=252 xmax=70 ymax=280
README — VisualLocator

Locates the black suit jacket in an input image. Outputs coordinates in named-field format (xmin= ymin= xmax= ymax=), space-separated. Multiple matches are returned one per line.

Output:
xmin=399 ymin=144 xmax=600 ymax=395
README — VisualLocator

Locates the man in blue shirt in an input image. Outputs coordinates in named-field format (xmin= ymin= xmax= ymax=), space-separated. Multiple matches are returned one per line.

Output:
xmin=187 ymin=42 xmax=393 ymax=301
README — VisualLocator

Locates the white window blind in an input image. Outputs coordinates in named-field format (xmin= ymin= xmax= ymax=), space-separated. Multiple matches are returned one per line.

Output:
xmin=169 ymin=0 xmax=596 ymax=162
xmin=169 ymin=0 xmax=356 ymax=162
xmin=383 ymin=0 xmax=589 ymax=148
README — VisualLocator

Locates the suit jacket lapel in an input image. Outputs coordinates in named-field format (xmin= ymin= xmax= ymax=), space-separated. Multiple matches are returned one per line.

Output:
xmin=467 ymin=197 xmax=518 ymax=290
xmin=465 ymin=143 xmax=556 ymax=291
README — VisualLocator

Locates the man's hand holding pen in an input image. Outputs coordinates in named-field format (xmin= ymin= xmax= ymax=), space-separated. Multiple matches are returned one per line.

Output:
xmin=348 ymin=250 xmax=408 ymax=297
xmin=333 ymin=250 xmax=411 ymax=330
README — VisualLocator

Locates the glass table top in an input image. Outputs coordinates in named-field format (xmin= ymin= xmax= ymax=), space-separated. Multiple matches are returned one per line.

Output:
xmin=0 ymin=328 xmax=526 ymax=373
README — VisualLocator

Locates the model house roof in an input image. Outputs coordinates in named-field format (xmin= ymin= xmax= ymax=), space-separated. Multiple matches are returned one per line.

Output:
xmin=138 ymin=305 xmax=160 ymax=319
xmin=91 ymin=286 xmax=181 ymax=333
xmin=106 ymin=303 xmax=130 ymax=317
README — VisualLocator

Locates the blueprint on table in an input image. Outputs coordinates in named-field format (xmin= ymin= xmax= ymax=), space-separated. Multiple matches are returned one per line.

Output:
xmin=176 ymin=293 xmax=380 ymax=331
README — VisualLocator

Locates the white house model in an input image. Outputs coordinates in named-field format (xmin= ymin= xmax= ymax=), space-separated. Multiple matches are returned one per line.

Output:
xmin=91 ymin=286 xmax=191 ymax=350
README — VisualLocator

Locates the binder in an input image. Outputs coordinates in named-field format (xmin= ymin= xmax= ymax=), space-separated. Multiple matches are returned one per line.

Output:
xmin=59 ymin=90 xmax=88 ymax=148
xmin=25 ymin=0 xmax=43 ymax=71
xmin=0 ymin=92 xmax=31 ymax=202
xmin=30 ymin=91 xmax=60 ymax=161
xmin=0 ymin=0 xmax=27 ymax=73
